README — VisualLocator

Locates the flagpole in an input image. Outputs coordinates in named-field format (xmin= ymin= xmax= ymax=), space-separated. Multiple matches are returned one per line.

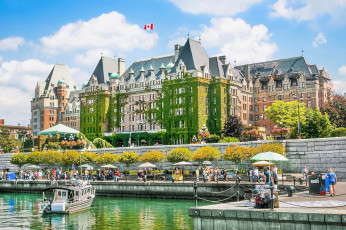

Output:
xmin=153 ymin=22 xmax=155 ymax=57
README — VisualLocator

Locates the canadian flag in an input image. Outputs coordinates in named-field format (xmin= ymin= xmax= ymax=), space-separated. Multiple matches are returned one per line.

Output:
xmin=144 ymin=23 xmax=153 ymax=30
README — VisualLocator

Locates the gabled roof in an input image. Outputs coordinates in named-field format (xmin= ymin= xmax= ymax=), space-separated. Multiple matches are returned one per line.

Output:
xmin=236 ymin=56 xmax=316 ymax=80
xmin=170 ymin=39 xmax=209 ymax=73
xmin=88 ymin=56 xmax=117 ymax=85
xmin=209 ymin=57 xmax=225 ymax=78
xmin=42 ymin=64 xmax=77 ymax=97
xmin=122 ymin=54 xmax=174 ymax=81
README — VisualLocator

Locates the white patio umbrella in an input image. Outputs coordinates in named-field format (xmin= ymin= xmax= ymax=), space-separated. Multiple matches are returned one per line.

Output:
xmin=203 ymin=161 xmax=212 ymax=165
xmin=79 ymin=164 xmax=93 ymax=169
xmin=26 ymin=165 xmax=41 ymax=169
xmin=101 ymin=164 xmax=117 ymax=168
xmin=138 ymin=162 xmax=157 ymax=168
xmin=173 ymin=161 xmax=192 ymax=183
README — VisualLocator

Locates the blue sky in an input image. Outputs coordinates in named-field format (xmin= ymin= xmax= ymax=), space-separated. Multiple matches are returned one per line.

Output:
xmin=1 ymin=0 xmax=346 ymax=125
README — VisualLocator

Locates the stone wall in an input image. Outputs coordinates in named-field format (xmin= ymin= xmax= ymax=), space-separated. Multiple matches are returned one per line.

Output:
xmin=1 ymin=137 xmax=346 ymax=180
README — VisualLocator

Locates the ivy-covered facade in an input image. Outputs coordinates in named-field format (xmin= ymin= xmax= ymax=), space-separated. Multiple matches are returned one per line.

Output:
xmin=80 ymin=39 xmax=254 ymax=145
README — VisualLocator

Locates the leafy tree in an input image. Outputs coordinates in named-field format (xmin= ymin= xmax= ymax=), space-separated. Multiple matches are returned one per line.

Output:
xmin=301 ymin=109 xmax=333 ymax=138
xmin=222 ymin=115 xmax=244 ymax=138
xmin=206 ymin=135 xmax=220 ymax=143
xmin=330 ymin=127 xmax=346 ymax=137
xmin=140 ymin=151 xmax=165 ymax=163
xmin=218 ymin=137 xmax=240 ymax=143
xmin=321 ymin=95 xmax=346 ymax=128
xmin=117 ymin=151 xmax=139 ymax=167
xmin=60 ymin=150 xmax=81 ymax=167
xmin=265 ymin=100 xmax=306 ymax=128
xmin=253 ymin=143 xmax=286 ymax=156
xmin=0 ymin=126 xmax=22 ymax=153
xmin=80 ymin=151 xmax=99 ymax=164
xmin=10 ymin=153 xmax=28 ymax=169
xmin=167 ymin=148 xmax=192 ymax=163
xmin=43 ymin=150 xmax=62 ymax=165
xmin=223 ymin=145 xmax=252 ymax=165
xmin=26 ymin=151 xmax=44 ymax=165
xmin=191 ymin=146 xmax=220 ymax=163
xmin=94 ymin=138 xmax=113 ymax=148
xmin=95 ymin=152 xmax=118 ymax=164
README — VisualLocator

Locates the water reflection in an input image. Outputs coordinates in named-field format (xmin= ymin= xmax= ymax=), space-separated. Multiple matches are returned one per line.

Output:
xmin=0 ymin=193 xmax=203 ymax=229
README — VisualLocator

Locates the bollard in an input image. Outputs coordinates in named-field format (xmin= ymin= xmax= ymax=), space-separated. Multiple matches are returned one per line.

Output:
xmin=194 ymin=181 xmax=198 ymax=207
xmin=285 ymin=185 xmax=295 ymax=197
xmin=293 ymin=176 xmax=296 ymax=186
xmin=282 ymin=171 xmax=284 ymax=185
xmin=236 ymin=176 xmax=241 ymax=202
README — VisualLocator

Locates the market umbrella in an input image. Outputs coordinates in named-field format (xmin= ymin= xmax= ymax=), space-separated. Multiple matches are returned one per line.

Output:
xmin=79 ymin=164 xmax=93 ymax=169
xmin=100 ymin=164 xmax=117 ymax=168
xmin=252 ymin=161 xmax=274 ymax=166
xmin=203 ymin=161 xmax=212 ymax=165
xmin=250 ymin=151 xmax=288 ymax=184
xmin=26 ymin=165 xmax=41 ymax=169
xmin=173 ymin=162 xmax=192 ymax=183
xmin=138 ymin=162 xmax=157 ymax=168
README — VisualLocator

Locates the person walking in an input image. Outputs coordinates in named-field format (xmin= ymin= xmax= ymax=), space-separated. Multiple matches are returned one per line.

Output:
xmin=195 ymin=167 xmax=199 ymax=182
xmin=326 ymin=169 xmax=337 ymax=196
xmin=248 ymin=168 xmax=253 ymax=182
xmin=253 ymin=167 xmax=260 ymax=183
xmin=264 ymin=167 xmax=271 ymax=185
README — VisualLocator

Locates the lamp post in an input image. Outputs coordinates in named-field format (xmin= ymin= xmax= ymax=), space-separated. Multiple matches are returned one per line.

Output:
xmin=293 ymin=76 xmax=302 ymax=138
xmin=280 ymin=122 xmax=283 ymax=140
xmin=69 ymin=134 xmax=74 ymax=150
xmin=200 ymin=124 xmax=208 ymax=143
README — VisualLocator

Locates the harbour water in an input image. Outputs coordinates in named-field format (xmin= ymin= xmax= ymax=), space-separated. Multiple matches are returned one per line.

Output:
xmin=0 ymin=193 xmax=206 ymax=230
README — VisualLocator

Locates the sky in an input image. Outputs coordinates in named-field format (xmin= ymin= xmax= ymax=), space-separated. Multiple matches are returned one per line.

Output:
xmin=1 ymin=0 xmax=346 ymax=126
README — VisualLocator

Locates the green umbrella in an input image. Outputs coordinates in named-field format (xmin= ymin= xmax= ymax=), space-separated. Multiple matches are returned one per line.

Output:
xmin=79 ymin=164 xmax=93 ymax=169
xmin=250 ymin=151 xmax=288 ymax=161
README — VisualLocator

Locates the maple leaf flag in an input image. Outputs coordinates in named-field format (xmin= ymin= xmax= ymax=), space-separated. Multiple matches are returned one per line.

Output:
xmin=144 ymin=23 xmax=153 ymax=30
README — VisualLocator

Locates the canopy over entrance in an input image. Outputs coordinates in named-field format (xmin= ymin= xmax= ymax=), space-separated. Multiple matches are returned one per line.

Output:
xmin=39 ymin=124 xmax=79 ymax=136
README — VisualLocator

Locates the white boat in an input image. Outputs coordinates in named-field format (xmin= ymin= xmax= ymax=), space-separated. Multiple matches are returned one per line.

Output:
xmin=40 ymin=179 xmax=95 ymax=214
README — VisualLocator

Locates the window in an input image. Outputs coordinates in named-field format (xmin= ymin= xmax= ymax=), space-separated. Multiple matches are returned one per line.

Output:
xmin=214 ymin=98 xmax=216 ymax=104
xmin=308 ymin=101 xmax=311 ymax=108
xmin=190 ymin=87 xmax=193 ymax=93
xmin=263 ymin=105 xmax=266 ymax=111
xmin=214 ymin=88 xmax=216 ymax=94
xmin=307 ymin=92 xmax=311 ymax=98
xmin=263 ymin=97 xmax=266 ymax=102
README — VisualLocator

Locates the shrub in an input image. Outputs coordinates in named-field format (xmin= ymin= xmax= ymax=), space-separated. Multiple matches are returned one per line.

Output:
xmin=10 ymin=153 xmax=28 ymax=169
xmin=183 ymin=170 xmax=189 ymax=175
xmin=218 ymin=137 xmax=239 ymax=143
xmin=96 ymin=152 xmax=118 ymax=164
xmin=93 ymin=138 xmax=113 ymax=149
xmin=140 ymin=151 xmax=165 ymax=163
xmin=118 ymin=151 xmax=139 ymax=167
xmin=167 ymin=147 xmax=192 ymax=163
xmin=80 ymin=151 xmax=99 ymax=164
xmin=60 ymin=150 xmax=80 ymax=167
xmin=46 ymin=142 xmax=61 ymax=150
xmin=330 ymin=127 xmax=346 ymax=137
xmin=191 ymin=146 xmax=221 ymax=163
xmin=253 ymin=143 xmax=285 ymax=156
xmin=26 ymin=151 xmax=44 ymax=165
xmin=43 ymin=150 xmax=62 ymax=165
xmin=206 ymin=135 xmax=221 ymax=143
xmin=223 ymin=145 xmax=252 ymax=165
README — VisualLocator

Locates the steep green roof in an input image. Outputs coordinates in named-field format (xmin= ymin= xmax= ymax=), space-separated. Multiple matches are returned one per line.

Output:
xmin=39 ymin=124 xmax=79 ymax=136
xmin=166 ymin=62 xmax=174 ymax=69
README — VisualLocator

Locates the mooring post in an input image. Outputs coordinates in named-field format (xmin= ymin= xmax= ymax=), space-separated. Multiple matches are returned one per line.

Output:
xmin=236 ymin=177 xmax=240 ymax=202
xmin=270 ymin=181 xmax=274 ymax=210
xmin=282 ymin=171 xmax=284 ymax=185
xmin=293 ymin=176 xmax=296 ymax=186
xmin=194 ymin=181 xmax=198 ymax=207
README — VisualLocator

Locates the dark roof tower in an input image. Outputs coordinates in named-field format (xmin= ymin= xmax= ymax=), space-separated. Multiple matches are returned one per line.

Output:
xmin=88 ymin=56 xmax=118 ymax=85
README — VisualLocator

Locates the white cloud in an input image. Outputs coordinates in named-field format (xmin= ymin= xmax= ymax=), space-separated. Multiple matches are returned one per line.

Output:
xmin=196 ymin=17 xmax=277 ymax=64
xmin=270 ymin=0 xmax=346 ymax=21
xmin=312 ymin=33 xmax=327 ymax=47
xmin=333 ymin=66 xmax=346 ymax=94
xmin=0 ymin=36 xmax=25 ymax=51
xmin=168 ymin=0 xmax=263 ymax=16
xmin=40 ymin=11 xmax=156 ymax=56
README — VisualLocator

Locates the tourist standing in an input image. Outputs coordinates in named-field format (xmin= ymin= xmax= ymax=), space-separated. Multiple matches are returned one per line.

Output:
xmin=38 ymin=170 xmax=43 ymax=180
xmin=20 ymin=169 xmax=23 ymax=180
xmin=52 ymin=169 xmax=56 ymax=180
xmin=302 ymin=166 xmax=308 ymax=180
xmin=0 ymin=170 xmax=3 ymax=180
xmin=264 ymin=168 xmax=271 ymax=185
xmin=114 ymin=170 xmax=120 ymax=182
xmin=195 ymin=168 xmax=199 ymax=182
xmin=248 ymin=168 xmax=253 ymax=182
xmin=253 ymin=167 xmax=259 ymax=183
xmin=326 ymin=169 xmax=337 ymax=196
xmin=84 ymin=169 xmax=89 ymax=180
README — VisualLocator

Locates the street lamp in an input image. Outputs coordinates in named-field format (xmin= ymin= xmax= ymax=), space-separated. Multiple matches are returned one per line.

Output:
xmin=69 ymin=134 xmax=74 ymax=149
xmin=201 ymin=124 xmax=207 ymax=142
xmin=293 ymin=76 xmax=302 ymax=138
xmin=279 ymin=122 xmax=283 ymax=140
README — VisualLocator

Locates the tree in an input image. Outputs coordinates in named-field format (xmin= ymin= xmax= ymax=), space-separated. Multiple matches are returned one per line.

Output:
xmin=321 ymin=95 xmax=346 ymax=128
xmin=60 ymin=150 xmax=81 ymax=167
xmin=253 ymin=143 xmax=286 ymax=156
xmin=265 ymin=100 xmax=307 ymax=128
xmin=0 ymin=127 xmax=22 ymax=153
xmin=10 ymin=153 xmax=28 ymax=169
xmin=26 ymin=151 xmax=44 ymax=165
xmin=223 ymin=145 xmax=251 ymax=165
xmin=140 ymin=151 xmax=165 ymax=163
xmin=43 ymin=150 xmax=62 ymax=165
xmin=330 ymin=127 xmax=346 ymax=137
xmin=222 ymin=115 xmax=244 ymax=138
xmin=93 ymin=138 xmax=113 ymax=148
xmin=117 ymin=151 xmax=139 ymax=167
xmin=301 ymin=109 xmax=333 ymax=139
xmin=95 ymin=152 xmax=118 ymax=164
xmin=80 ymin=151 xmax=99 ymax=164
xmin=167 ymin=148 xmax=192 ymax=163
xmin=191 ymin=146 xmax=220 ymax=163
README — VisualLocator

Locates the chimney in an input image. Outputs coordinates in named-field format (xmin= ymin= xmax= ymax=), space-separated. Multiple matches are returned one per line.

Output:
xmin=118 ymin=58 xmax=125 ymax=76
xmin=218 ymin=55 xmax=226 ymax=65
xmin=244 ymin=65 xmax=251 ymax=80
xmin=174 ymin=44 xmax=181 ymax=62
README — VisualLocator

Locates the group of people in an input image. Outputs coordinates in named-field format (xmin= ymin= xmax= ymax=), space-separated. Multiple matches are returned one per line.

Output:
xmin=195 ymin=167 xmax=228 ymax=183
xmin=247 ymin=166 xmax=279 ymax=185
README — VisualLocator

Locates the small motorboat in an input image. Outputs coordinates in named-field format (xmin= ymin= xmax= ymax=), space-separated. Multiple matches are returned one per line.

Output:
xmin=40 ymin=179 xmax=95 ymax=214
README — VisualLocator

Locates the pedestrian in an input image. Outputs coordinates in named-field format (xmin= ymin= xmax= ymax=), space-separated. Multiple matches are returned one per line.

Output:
xmin=302 ymin=166 xmax=308 ymax=180
xmin=253 ymin=167 xmax=260 ymax=183
xmin=38 ymin=170 xmax=43 ymax=180
xmin=195 ymin=167 xmax=199 ymax=182
xmin=248 ymin=168 xmax=253 ymax=182
xmin=114 ymin=170 xmax=120 ymax=182
xmin=264 ymin=167 xmax=271 ymax=185
xmin=20 ymin=169 xmax=23 ymax=180
xmin=52 ymin=169 xmax=56 ymax=180
xmin=326 ymin=169 xmax=337 ymax=196
xmin=222 ymin=168 xmax=227 ymax=182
